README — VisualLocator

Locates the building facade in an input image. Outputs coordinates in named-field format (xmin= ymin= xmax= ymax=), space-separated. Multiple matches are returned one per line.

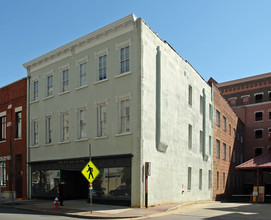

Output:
xmin=209 ymin=80 xmax=245 ymax=200
xmin=216 ymin=72 xmax=271 ymax=195
xmin=24 ymin=14 xmax=213 ymax=207
xmin=0 ymin=78 xmax=27 ymax=199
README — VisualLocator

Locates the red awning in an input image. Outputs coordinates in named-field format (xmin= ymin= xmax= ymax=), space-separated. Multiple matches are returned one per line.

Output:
xmin=236 ymin=151 xmax=271 ymax=170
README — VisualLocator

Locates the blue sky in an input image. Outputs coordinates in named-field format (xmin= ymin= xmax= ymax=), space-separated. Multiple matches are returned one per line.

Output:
xmin=1 ymin=0 xmax=271 ymax=87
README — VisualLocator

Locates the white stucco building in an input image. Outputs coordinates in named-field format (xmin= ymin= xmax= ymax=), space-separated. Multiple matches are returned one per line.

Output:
xmin=23 ymin=14 xmax=213 ymax=207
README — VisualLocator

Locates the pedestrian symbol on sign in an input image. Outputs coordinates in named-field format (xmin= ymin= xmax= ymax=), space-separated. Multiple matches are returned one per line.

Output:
xmin=87 ymin=165 xmax=94 ymax=179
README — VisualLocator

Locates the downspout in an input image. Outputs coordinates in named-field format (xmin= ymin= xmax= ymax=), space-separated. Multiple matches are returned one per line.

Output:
xmin=26 ymin=69 xmax=31 ymax=199
xmin=156 ymin=46 xmax=168 ymax=153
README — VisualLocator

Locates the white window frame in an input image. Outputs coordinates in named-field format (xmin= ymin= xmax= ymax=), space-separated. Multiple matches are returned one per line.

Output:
xmin=97 ymin=101 xmax=107 ymax=137
xmin=45 ymin=115 xmax=52 ymax=144
xmin=60 ymin=111 xmax=69 ymax=142
xmin=76 ymin=56 xmax=88 ymax=88
xmin=116 ymin=94 xmax=131 ymax=135
xmin=59 ymin=63 xmax=70 ymax=93
xmin=15 ymin=107 xmax=22 ymax=139
xmin=116 ymin=39 xmax=131 ymax=76
xmin=77 ymin=107 xmax=87 ymax=140
xmin=95 ymin=48 xmax=108 ymax=82
xmin=0 ymin=161 xmax=7 ymax=186
xmin=32 ymin=79 xmax=39 ymax=102
xmin=46 ymin=74 xmax=53 ymax=97
xmin=31 ymin=119 xmax=39 ymax=146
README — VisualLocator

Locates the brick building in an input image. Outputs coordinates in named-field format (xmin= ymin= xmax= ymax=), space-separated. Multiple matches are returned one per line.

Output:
xmin=0 ymin=78 xmax=27 ymax=199
xmin=209 ymin=79 xmax=245 ymax=200
xmin=216 ymin=72 xmax=271 ymax=197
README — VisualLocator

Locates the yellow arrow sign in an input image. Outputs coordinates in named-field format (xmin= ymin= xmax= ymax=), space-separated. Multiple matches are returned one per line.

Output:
xmin=81 ymin=160 xmax=100 ymax=183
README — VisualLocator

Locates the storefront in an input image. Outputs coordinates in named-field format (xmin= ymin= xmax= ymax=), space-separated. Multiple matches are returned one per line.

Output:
xmin=30 ymin=154 xmax=132 ymax=205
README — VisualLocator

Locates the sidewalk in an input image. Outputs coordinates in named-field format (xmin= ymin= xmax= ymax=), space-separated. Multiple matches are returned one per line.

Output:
xmin=0 ymin=198 xmax=181 ymax=219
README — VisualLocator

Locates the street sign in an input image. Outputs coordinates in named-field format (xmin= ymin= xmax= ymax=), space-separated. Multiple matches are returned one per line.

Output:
xmin=81 ymin=160 xmax=100 ymax=183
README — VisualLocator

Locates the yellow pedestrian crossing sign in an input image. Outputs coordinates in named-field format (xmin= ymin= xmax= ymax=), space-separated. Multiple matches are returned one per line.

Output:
xmin=81 ymin=160 xmax=100 ymax=183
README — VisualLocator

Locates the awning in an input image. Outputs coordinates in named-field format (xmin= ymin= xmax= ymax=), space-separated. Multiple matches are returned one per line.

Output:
xmin=236 ymin=151 xmax=271 ymax=170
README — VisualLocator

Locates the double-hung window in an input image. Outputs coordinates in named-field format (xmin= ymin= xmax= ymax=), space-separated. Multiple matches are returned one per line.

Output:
xmin=216 ymin=139 xmax=220 ymax=158
xmin=47 ymin=75 xmax=53 ymax=97
xmin=188 ymin=85 xmax=192 ymax=106
xmin=216 ymin=110 xmax=220 ymax=127
xmin=15 ymin=111 xmax=22 ymax=139
xmin=119 ymin=99 xmax=130 ymax=133
xmin=79 ymin=62 xmax=87 ymax=87
xmin=61 ymin=112 xmax=69 ymax=142
xmin=188 ymin=167 xmax=192 ymax=190
xmin=99 ymin=55 xmax=107 ymax=80
xmin=78 ymin=108 xmax=86 ymax=139
xmin=223 ymin=143 xmax=226 ymax=160
xmin=45 ymin=116 xmax=52 ymax=144
xmin=188 ymin=124 xmax=192 ymax=149
xmin=32 ymin=80 xmax=39 ymax=101
xmin=120 ymin=46 xmax=129 ymax=74
xmin=62 ymin=69 xmax=69 ymax=92
xmin=97 ymin=105 xmax=107 ymax=137
xmin=31 ymin=120 xmax=38 ymax=146
xmin=0 ymin=112 xmax=6 ymax=142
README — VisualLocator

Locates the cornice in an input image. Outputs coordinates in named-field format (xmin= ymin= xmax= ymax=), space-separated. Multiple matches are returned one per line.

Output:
xmin=23 ymin=14 xmax=137 ymax=72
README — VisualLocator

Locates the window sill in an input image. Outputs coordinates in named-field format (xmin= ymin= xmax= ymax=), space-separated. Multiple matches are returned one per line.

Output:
xmin=115 ymin=71 xmax=132 ymax=79
xmin=43 ymin=95 xmax=54 ymax=101
xmin=30 ymin=145 xmax=40 ymax=148
xmin=30 ymin=100 xmax=39 ymax=104
xmin=14 ymin=138 xmax=22 ymax=141
xmin=0 ymin=140 xmax=6 ymax=144
xmin=94 ymin=78 xmax=108 ymax=85
xmin=59 ymin=141 xmax=70 ymax=145
xmin=75 ymin=138 xmax=88 ymax=142
xmin=94 ymin=136 xmax=108 ymax=140
xmin=75 ymin=85 xmax=88 ymax=91
xmin=115 ymin=132 xmax=132 ymax=137
xmin=58 ymin=91 xmax=70 ymax=96
xmin=45 ymin=143 xmax=53 ymax=147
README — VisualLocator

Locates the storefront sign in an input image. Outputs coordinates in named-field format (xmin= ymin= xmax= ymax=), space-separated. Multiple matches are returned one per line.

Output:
xmin=0 ymin=155 xmax=11 ymax=161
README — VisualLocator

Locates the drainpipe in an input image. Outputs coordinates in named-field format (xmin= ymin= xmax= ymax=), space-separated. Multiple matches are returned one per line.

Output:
xmin=26 ymin=70 xmax=31 ymax=199
xmin=156 ymin=46 xmax=168 ymax=153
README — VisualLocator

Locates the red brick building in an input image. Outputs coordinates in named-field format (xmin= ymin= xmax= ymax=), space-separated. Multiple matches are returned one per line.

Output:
xmin=0 ymin=78 xmax=27 ymax=199
xmin=216 ymin=72 xmax=271 ymax=197
xmin=209 ymin=79 xmax=245 ymax=200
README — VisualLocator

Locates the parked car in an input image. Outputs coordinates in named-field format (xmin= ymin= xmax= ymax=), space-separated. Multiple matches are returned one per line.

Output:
xmin=109 ymin=185 xmax=131 ymax=197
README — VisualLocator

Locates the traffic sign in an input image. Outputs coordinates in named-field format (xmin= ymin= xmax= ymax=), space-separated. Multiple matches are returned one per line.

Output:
xmin=81 ymin=160 xmax=100 ymax=183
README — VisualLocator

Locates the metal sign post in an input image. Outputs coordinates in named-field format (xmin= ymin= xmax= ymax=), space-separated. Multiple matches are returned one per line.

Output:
xmin=89 ymin=144 xmax=92 ymax=213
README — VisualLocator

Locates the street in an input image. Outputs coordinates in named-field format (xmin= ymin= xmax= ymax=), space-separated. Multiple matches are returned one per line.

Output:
xmin=143 ymin=202 xmax=271 ymax=220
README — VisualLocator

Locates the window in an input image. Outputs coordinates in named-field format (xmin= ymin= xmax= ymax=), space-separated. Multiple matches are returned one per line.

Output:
xmin=188 ymin=124 xmax=192 ymax=149
xmin=255 ymin=129 xmax=263 ymax=139
xmin=223 ymin=143 xmax=226 ymax=160
xmin=229 ymin=146 xmax=231 ymax=161
xmin=229 ymin=98 xmax=236 ymax=106
xmin=216 ymin=139 xmax=220 ymax=158
xmin=0 ymin=161 xmax=6 ymax=186
xmin=31 ymin=120 xmax=38 ymax=146
xmin=188 ymin=167 xmax=192 ymax=190
xmin=223 ymin=116 xmax=227 ymax=131
xmin=99 ymin=55 xmax=107 ymax=80
xmin=200 ymin=130 xmax=203 ymax=153
xmin=208 ymin=170 xmax=212 ymax=189
xmin=242 ymin=96 xmax=249 ymax=105
xmin=255 ymin=147 xmax=263 ymax=157
xmin=47 ymin=75 xmax=53 ymax=97
xmin=209 ymin=136 xmax=212 ymax=156
xmin=255 ymin=112 xmax=263 ymax=121
xmin=255 ymin=93 xmax=263 ymax=103
xmin=0 ymin=113 xmax=6 ymax=141
xmin=269 ymin=110 xmax=271 ymax=120
xmin=61 ymin=112 xmax=69 ymax=142
xmin=269 ymin=92 xmax=271 ymax=101
xmin=119 ymin=99 xmax=130 ymax=133
xmin=78 ymin=109 xmax=86 ymax=139
xmin=233 ymin=128 xmax=236 ymax=138
xmin=217 ymin=171 xmax=219 ymax=190
xmin=62 ymin=69 xmax=69 ymax=92
xmin=216 ymin=110 xmax=220 ymax=127
xmin=188 ymin=85 xmax=192 ymax=106
xmin=79 ymin=62 xmax=87 ymax=87
xmin=97 ymin=105 xmax=107 ymax=137
xmin=233 ymin=149 xmax=235 ymax=163
xmin=15 ymin=111 xmax=22 ymax=139
xmin=229 ymin=124 xmax=231 ymax=135
xmin=45 ymin=116 xmax=52 ymax=144
xmin=199 ymin=169 xmax=202 ymax=190
xmin=32 ymin=80 xmax=39 ymax=101
xmin=120 ymin=46 xmax=129 ymax=74
xmin=200 ymin=96 xmax=203 ymax=114
xmin=223 ymin=172 xmax=226 ymax=189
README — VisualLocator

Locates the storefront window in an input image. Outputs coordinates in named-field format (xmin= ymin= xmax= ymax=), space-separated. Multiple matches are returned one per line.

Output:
xmin=32 ymin=170 xmax=60 ymax=195
xmin=93 ymin=166 xmax=131 ymax=200
xmin=0 ymin=161 xmax=6 ymax=186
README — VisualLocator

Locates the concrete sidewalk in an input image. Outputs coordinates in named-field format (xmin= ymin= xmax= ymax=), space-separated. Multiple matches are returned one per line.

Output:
xmin=0 ymin=199 xmax=180 ymax=219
